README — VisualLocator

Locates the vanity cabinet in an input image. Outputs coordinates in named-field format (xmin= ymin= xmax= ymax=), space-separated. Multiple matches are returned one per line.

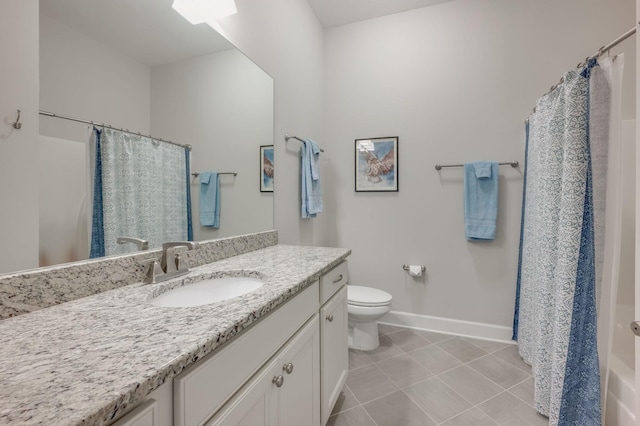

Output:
xmin=320 ymin=286 xmax=348 ymax=425
xmin=208 ymin=315 xmax=320 ymax=426
xmin=111 ymin=260 xmax=349 ymax=426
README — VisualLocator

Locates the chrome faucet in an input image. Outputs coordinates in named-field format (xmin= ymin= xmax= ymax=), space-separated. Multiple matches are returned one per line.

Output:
xmin=161 ymin=241 xmax=198 ymax=273
xmin=117 ymin=237 xmax=149 ymax=251
xmin=140 ymin=241 xmax=199 ymax=284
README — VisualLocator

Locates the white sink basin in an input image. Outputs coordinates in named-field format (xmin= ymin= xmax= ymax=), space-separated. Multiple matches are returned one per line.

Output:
xmin=149 ymin=276 xmax=264 ymax=308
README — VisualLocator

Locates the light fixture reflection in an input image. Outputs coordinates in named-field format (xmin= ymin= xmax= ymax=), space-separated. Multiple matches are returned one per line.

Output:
xmin=172 ymin=0 xmax=237 ymax=24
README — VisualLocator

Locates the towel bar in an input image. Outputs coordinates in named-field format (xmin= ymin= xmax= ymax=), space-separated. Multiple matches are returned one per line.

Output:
xmin=435 ymin=161 xmax=518 ymax=171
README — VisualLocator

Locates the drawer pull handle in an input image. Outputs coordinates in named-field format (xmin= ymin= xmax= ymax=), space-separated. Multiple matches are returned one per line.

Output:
xmin=273 ymin=375 xmax=284 ymax=387
xmin=283 ymin=363 xmax=294 ymax=374
xmin=326 ymin=314 xmax=334 ymax=322
xmin=332 ymin=274 xmax=343 ymax=284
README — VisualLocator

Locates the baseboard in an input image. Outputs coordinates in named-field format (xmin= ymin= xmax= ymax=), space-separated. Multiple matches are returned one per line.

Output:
xmin=379 ymin=310 xmax=515 ymax=343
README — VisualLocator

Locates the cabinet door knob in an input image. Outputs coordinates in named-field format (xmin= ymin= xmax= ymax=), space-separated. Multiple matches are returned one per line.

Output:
xmin=332 ymin=274 xmax=343 ymax=284
xmin=326 ymin=314 xmax=334 ymax=322
xmin=283 ymin=363 xmax=294 ymax=374
xmin=272 ymin=375 xmax=284 ymax=387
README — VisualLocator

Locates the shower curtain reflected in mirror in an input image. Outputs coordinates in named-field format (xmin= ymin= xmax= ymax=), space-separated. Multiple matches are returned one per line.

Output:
xmin=90 ymin=127 xmax=191 ymax=257
xmin=513 ymin=59 xmax=620 ymax=425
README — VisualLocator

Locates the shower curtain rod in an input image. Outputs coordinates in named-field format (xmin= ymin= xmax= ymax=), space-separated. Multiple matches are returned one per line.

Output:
xmin=39 ymin=110 xmax=192 ymax=151
xmin=525 ymin=24 xmax=637 ymax=123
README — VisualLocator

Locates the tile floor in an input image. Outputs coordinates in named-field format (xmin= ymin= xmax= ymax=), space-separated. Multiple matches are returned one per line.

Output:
xmin=327 ymin=324 xmax=549 ymax=426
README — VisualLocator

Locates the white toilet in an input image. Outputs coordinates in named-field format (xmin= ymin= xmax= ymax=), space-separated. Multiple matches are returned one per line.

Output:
xmin=347 ymin=285 xmax=393 ymax=351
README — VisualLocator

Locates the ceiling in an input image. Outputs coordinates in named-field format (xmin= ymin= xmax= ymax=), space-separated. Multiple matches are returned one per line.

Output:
xmin=306 ymin=0 xmax=454 ymax=28
xmin=40 ymin=0 xmax=232 ymax=67
xmin=40 ymin=0 xmax=453 ymax=66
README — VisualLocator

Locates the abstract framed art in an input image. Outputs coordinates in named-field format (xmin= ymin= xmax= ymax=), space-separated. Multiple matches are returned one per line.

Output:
xmin=355 ymin=136 xmax=398 ymax=192
xmin=260 ymin=145 xmax=274 ymax=192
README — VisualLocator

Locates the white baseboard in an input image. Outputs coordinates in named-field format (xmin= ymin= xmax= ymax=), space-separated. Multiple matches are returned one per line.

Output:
xmin=379 ymin=310 xmax=515 ymax=343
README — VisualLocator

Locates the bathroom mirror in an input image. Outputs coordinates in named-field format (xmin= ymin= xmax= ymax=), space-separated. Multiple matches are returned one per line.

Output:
xmin=33 ymin=0 xmax=274 ymax=268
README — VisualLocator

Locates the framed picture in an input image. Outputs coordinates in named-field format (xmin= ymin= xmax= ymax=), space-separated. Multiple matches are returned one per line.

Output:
xmin=260 ymin=145 xmax=274 ymax=192
xmin=355 ymin=136 xmax=398 ymax=192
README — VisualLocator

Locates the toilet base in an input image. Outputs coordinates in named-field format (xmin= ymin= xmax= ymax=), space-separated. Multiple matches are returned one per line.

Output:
xmin=348 ymin=320 xmax=380 ymax=351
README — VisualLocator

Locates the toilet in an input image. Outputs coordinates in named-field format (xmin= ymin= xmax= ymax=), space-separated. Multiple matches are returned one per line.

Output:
xmin=347 ymin=285 xmax=393 ymax=351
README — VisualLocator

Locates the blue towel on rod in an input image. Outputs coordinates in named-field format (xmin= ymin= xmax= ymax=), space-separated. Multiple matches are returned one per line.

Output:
xmin=200 ymin=172 xmax=220 ymax=228
xmin=464 ymin=161 xmax=498 ymax=241
xmin=301 ymin=139 xmax=323 ymax=218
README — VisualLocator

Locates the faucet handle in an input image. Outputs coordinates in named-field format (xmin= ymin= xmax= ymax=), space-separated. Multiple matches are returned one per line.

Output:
xmin=176 ymin=253 xmax=190 ymax=273
xmin=137 ymin=259 xmax=164 ymax=284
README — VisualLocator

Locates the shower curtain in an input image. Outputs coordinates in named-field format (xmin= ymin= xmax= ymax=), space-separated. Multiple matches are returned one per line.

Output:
xmin=594 ymin=54 xmax=625 ymax=423
xmin=90 ymin=128 xmax=191 ymax=257
xmin=514 ymin=64 xmax=610 ymax=426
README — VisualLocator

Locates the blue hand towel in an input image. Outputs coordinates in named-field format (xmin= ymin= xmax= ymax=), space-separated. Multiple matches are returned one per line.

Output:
xmin=464 ymin=162 xmax=498 ymax=241
xmin=301 ymin=139 xmax=323 ymax=219
xmin=200 ymin=172 xmax=220 ymax=228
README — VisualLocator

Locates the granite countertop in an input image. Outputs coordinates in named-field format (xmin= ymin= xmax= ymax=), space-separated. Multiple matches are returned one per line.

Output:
xmin=0 ymin=244 xmax=350 ymax=425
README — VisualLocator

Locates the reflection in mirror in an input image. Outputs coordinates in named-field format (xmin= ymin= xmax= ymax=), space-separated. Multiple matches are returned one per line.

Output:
xmin=30 ymin=0 xmax=274 ymax=270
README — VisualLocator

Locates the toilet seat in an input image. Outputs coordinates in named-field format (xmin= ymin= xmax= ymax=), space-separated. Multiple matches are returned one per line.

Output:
xmin=347 ymin=285 xmax=392 ymax=307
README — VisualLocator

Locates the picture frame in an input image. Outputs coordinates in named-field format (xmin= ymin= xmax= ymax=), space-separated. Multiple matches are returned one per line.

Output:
xmin=355 ymin=136 xmax=398 ymax=192
xmin=260 ymin=145 xmax=274 ymax=192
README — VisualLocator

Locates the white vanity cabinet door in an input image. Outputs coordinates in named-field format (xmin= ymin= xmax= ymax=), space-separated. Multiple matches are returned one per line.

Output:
xmin=208 ymin=315 xmax=320 ymax=426
xmin=276 ymin=315 xmax=320 ymax=426
xmin=111 ymin=399 xmax=157 ymax=426
xmin=206 ymin=359 xmax=280 ymax=426
xmin=320 ymin=286 xmax=348 ymax=425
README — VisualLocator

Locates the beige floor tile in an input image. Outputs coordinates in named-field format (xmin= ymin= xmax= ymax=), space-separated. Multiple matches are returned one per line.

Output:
xmin=376 ymin=353 xmax=432 ymax=388
xmin=346 ymin=364 xmax=399 ymax=404
xmin=438 ymin=365 xmax=503 ymax=404
xmin=415 ymin=330 xmax=455 ymax=344
xmin=468 ymin=354 xmax=530 ymax=389
xmin=462 ymin=337 xmax=511 ymax=354
xmin=508 ymin=377 xmax=535 ymax=407
xmin=409 ymin=343 xmax=463 ymax=374
xmin=349 ymin=349 xmax=373 ymax=371
xmin=403 ymin=377 xmax=472 ymax=423
xmin=363 ymin=334 xmax=403 ymax=363
xmin=479 ymin=391 xmax=549 ymax=425
xmin=377 ymin=323 xmax=405 ymax=336
xmin=363 ymin=391 xmax=437 ymax=426
xmin=327 ymin=406 xmax=376 ymax=426
xmin=385 ymin=329 xmax=431 ymax=352
xmin=437 ymin=337 xmax=489 ymax=363
xmin=331 ymin=385 xmax=360 ymax=415
xmin=440 ymin=408 xmax=500 ymax=426
xmin=493 ymin=345 xmax=532 ymax=374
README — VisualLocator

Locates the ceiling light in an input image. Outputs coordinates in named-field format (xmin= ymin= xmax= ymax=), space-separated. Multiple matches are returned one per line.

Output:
xmin=172 ymin=0 xmax=237 ymax=24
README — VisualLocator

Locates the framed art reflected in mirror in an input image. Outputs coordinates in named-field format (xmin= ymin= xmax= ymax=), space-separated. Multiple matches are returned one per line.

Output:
xmin=260 ymin=145 xmax=274 ymax=192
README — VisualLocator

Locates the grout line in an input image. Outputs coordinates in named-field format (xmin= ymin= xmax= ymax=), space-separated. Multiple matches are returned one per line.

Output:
xmin=337 ymin=326 xmax=536 ymax=426
xmin=399 ymin=386 xmax=440 ymax=425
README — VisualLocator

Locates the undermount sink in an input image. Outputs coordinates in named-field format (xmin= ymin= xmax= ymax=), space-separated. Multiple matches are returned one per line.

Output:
xmin=149 ymin=275 xmax=264 ymax=308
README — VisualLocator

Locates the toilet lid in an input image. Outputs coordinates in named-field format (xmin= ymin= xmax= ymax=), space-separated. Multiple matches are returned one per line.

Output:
xmin=348 ymin=285 xmax=392 ymax=307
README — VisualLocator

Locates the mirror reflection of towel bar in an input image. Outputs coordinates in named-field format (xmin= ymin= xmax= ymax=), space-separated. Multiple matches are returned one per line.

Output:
xmin=191 ymin=172 xmax=237 ymax=183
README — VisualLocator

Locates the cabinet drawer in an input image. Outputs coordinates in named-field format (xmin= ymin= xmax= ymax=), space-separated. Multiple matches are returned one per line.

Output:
xmin=319 ymin=261 xmax=348 ymax=305
xmin=174 ymin=281 xmax=320 ymax=426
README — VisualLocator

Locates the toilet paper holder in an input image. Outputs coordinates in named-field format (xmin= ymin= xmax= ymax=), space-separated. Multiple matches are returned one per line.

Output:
xmin=402 ymin=264 xmax=426 ymax=273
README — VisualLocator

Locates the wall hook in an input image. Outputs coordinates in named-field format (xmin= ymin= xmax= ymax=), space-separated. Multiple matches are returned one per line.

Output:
xmin=12 ymin=109 xmax=22 ymax=130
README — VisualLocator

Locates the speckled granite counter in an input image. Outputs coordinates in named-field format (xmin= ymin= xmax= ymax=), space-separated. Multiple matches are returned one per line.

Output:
xmin=0 ymin=244 xmax=350 ymax=425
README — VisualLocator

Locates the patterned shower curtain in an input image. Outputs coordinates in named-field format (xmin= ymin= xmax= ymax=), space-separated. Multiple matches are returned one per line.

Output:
xmin=514 ymin=67 xmax=603 ymax=425
xmin=90 ymin=128 xmax=191 ymax=257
